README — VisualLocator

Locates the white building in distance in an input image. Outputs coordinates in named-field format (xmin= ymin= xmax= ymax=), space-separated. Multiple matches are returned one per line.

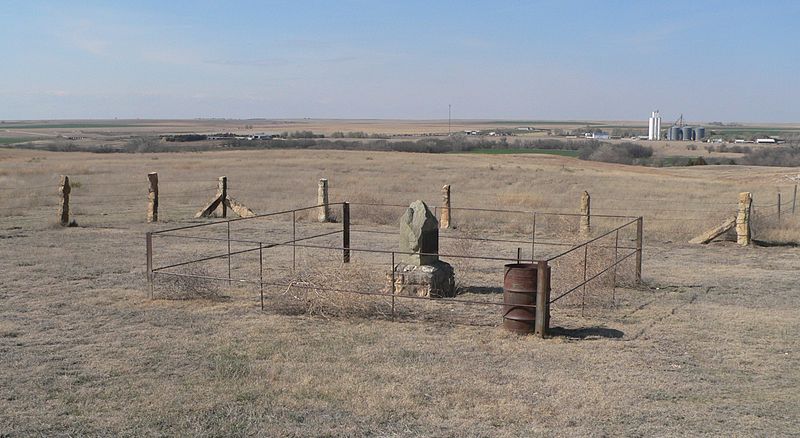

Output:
xmin=648 ymin=111 xmax=662 ymax=140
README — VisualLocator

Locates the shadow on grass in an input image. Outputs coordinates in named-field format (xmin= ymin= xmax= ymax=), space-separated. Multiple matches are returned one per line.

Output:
xmin=457 ymin=286 xmax=503 ymax=295
xmin=753 ymin=239 xmax=800 ymax=247
xmin=548 ymin=326 xmax=624 ymax=339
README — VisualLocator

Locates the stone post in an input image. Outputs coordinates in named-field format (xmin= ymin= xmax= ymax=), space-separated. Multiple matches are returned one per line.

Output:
xmin=440 ymin=184 xmax=451 ymax=229
xmin=58 ymin=175 xmax=71 ymax=226
xmin=317 ymin=178 xmax=330 ymax=222
xmin=580 ymin=191 xmax=591 ymax=236
xmin=216 ymin=176 xmax=227 ymax=218
xmin=736 ymin=192 xmax=752 ymax=246
xmin=147 ymin=172 xmax=158 ymax=223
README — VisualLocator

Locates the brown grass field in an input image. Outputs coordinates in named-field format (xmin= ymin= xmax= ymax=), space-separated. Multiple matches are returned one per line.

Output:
xmin=1 ymin=134 xmax=799 ymax=436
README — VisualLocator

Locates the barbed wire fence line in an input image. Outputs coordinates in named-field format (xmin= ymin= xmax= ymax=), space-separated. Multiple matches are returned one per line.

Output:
xmin=0 ymin=172 xmax=796 ymax=235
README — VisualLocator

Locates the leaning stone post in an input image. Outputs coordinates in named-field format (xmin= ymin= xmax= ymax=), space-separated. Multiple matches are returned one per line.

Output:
xmin=440 ymin=184 xmax=451 ymax=229
xmin=147 ymin=172 xmax=158 ymax=223
xmin=317 ymin=178 xmax=330 ymax=222
xmin=580 ymin=191 xmax=591 ymax=236
xmin=58 ymin=175 xmax=71 ymax=226
xmin=736 ymin=192 xmax=752 ymax=246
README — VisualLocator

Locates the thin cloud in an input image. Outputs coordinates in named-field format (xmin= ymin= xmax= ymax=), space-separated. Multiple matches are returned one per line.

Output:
xmin=203 ymin=58 xmax=291 ymax=67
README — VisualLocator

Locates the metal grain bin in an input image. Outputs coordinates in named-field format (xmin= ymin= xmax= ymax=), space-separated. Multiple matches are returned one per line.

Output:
xmin=682 ymin=126 xmax=694 ymax=141
xmin=695 ymin=126 xmax=706 ymax=140
xmin=669 ymin=126 xmax=681 ymax=141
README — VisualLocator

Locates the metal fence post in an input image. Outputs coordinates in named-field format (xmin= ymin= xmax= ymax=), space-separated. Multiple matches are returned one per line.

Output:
xmin=534 ymin=260 xmax=550 ymax=338
xmin=391 ymin=251 xmax=396 ymax=321
xmin=146 ymin=232 xmax=153 ymax=299
xmin=259 ymin=242 xmax=264 ymax=310
xmin=581 ymin=245 xmax=588 ymax=316
xmin=612 ymin=230 xmax=619 ymax=307
xmin=531 ymin=213 xmax=536 ymax=262
xmin=777 ymin=192 xmax=781 ymax=224
xmin=635 ymin=217 xmax=643 ymax=284
xmin=792 ymin=184 xmax=797 ymax=214
xmin=342 ymin=202 xmax=351 ymax=263
xmin=292 ymin=210 xmax=296 ymax=271
xmin=226 ymin=220 xmax=232 ymax=285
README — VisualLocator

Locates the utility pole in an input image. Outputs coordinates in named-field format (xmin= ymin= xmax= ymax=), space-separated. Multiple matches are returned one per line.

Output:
xmin=448 ymin=104 xmax=451 ymax=136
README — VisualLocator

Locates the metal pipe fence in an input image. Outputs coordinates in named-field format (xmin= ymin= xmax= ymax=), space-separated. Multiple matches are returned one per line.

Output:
xmin=146 ymin=202 xmax=644 ymax=336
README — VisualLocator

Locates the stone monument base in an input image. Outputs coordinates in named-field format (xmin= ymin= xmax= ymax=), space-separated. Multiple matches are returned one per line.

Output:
xmin=392 ymin=261 xmax=456 ymax=298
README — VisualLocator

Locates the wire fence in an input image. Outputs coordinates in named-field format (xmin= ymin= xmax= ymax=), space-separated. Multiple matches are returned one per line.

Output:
xmin=1 ymin=174 xmax=797 ymax=242
xmin=145 ymin=201 xmax=645 ymax=334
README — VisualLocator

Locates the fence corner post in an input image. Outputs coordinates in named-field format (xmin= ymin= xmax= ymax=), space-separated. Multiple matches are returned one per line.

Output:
xmin=736 ymin=192 xmax=752 ymax=246
xmin=635 ymin=217 xmax=643 ymax=284
xmin=534 ymin=260 xmax=550 ymax=338
xmin=217 ymin=176 xmax=228 ymax=218
xmin=440 ymin=184 xmax=451 ymax=229
xmin=58 ymin=175 xmax=71 ymax=226
xmin=147 ymin=172 xmax=159 ymax=223
xmin=146 ymin=232 xmax=153 ymax=299
xmin=318 ymin=178 xmax=331 ymax=222
xmin=342 ymin=202 xmax=350 ymax=263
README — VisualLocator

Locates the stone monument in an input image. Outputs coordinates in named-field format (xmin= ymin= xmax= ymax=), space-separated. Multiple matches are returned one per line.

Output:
xmin=392 ymin=200 xmax=455 ymax=297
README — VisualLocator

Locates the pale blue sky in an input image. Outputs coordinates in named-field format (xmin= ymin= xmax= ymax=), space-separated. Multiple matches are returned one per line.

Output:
xmin=1 ymin=1 xmax=798 ymax=122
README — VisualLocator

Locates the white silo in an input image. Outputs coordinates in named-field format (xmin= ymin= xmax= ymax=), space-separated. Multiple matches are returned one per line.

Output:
xmin=655 ymin=111 xmax=661 ymax=140
xmin=648 ymin=111 xmax=661 ymax=140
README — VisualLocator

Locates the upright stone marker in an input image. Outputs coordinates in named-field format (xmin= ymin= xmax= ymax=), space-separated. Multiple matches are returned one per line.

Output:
xmin=317 ymin=178 xmax=330 ymax=222
xmin=399 ymin=200 xmax=440 ymax=265
xmin=58 ymin=175 xmax=71 ymax=226
xmin=736 ymin=192 xmax=752 ymax=246
xmin=440 ymin=184 xmax=451 ymax=229
xmin=215 ymin=176 xmax=227 ymax=218
xmin=580 ymin=191 xmax=591 ymax=236
xmin=147 ymin=172 xmax=159 ymax=223
xmin=393 ymin=200 xmax=455 ymax=297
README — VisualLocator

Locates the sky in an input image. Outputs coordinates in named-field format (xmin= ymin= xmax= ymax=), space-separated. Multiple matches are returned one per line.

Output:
xmin=1 ymin=0 xmax=799 ymax=123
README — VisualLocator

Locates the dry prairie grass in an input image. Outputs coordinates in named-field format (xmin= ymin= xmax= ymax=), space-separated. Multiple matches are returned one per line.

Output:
xmin=1 ymin=147 xmax=799 ymax=436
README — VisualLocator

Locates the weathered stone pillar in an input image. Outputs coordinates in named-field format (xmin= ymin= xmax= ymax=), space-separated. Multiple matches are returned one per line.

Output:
xmin=147 ymin=172 xmax=158 ymax=223
xmin=317 ymin=178 xmax=330 ymax=222
xmin=215 ymin=176 xmax=228 ymax=218
xmin=580 ymin=191 xmax=591 ymax=236
xmin=440 ymin=184 xmax=451 ymax=229
xmin=58 ymin=175 xmax=71 ymax=226
xmin=736 ymin=192 xmax=752 ymax=246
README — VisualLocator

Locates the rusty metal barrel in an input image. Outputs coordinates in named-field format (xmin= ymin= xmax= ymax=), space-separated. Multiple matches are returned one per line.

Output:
xmin=503 ymin=263 xmax=537 ymax=334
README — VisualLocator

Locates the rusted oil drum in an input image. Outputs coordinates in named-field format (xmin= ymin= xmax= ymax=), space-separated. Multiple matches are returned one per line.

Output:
xmin=503 ymin=263 xmax=537 ymax=334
